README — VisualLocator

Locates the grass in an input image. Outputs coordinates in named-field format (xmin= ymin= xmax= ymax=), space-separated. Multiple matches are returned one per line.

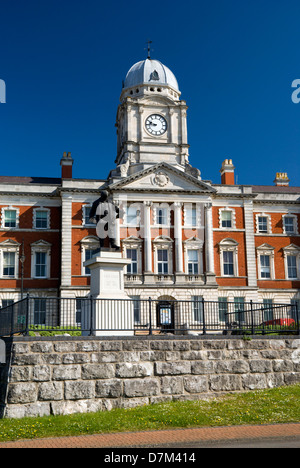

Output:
xmin=0 ymin=384 xmax=300 ymax=442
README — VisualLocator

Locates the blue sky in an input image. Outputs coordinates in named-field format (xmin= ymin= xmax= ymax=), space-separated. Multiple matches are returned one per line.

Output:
xmin=0 ymin=0 xmax=299 ymax=186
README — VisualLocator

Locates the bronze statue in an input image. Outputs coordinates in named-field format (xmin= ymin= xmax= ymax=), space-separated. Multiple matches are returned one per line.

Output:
xmin=89 ymin=190 xmax=120 ymax=250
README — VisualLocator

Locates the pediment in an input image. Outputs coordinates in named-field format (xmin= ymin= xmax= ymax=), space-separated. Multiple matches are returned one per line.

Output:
xmin=109 ymin=163 xmax=216 ymax=194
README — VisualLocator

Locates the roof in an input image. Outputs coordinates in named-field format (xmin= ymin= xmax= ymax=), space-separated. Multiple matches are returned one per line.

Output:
xmin=0 ymin=176 xmax=62 ymax=185
xmin=124 ymin=58 xmax=179 ymax=91
xmin=252 ymin=185 xmax=300 ymax=194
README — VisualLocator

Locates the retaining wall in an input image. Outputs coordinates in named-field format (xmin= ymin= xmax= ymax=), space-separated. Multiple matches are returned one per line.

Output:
xmin=1 ymin=336 xmax=300 ymax=419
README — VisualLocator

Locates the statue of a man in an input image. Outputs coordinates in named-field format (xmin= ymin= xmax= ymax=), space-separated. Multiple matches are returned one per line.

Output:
xmin=89 ymin=190 xmax=120 ymax=250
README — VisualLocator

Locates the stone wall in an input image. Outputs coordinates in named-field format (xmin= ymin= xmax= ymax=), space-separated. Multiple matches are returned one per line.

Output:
xmin=1 ymin=336 xmax=300 ymax=419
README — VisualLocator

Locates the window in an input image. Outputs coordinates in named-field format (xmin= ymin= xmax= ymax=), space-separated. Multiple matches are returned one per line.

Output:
xmin=34 ymin=298 xmax=46 ymax=325
xmin=221 ymin=210 xmax=232 ymax=228
xmin=187 ymin=249 xmax=199 ymax=274
xmin=219 ymin=238 xmax=239 ymax=277
xmin=76 ymin=298 xmax=83 ymax=325
xmin=3 ymin=252 xmax=15 ymax=276
xmin=157 ymin=208 xmax=167 ymax=225
xmin=33 ymin=208 xmax=50 ymax=229
xmin=126 ymin=248 xmax=138 ymax=274
xmin=31 ymin=240 xmax=51 ymax=279
xmin=130 ymin=295 xmax=141 ymax=323
xmin=260 ymin=255 xmax=270 ymax=278
xmin=263 ymin=299 xmax=273 ymax=322
xmin=255 ymin=213 xmax=271 ymax=234
xmin=218 ymin=297 xmax=228 ymax=322
xmin=192 ymin=296 xmax=203 ymax=322
xmin=185 ymin=204 xmax=197 ymax=227
xmin=287 ymin=255 xmax=297 ymax=279
xmin=34 ymin=252 xmax=47 ymax=278
xmin=157 ymin=249 xmax=168 ymax=274
xmin=283 ymin=215 xmax=297 ymax=234
xmin=154 ymin=204 xmax=169 ymax=226
xmin=153 ymin=236 xmax=173 ymax=275
xmin=257 ymin=216 xmax=268 ymax=233
xmin=223 ymin=251 xmax=234 ymax=276
xmin=82 ymin=205 xmax=93 ymax=225
xmin=234 ymin=297 xmax=245 ymax=322
xmin=1 ymin=299 xmax=14 ymax=309
xmin=126 ymin=205 xmax=140 ymax=226
xmin=4 ymin=210 xmax=17 ymax=228
xmin=283 ymin=244 xmax=300 ymax=280
xmin=257 ymin=244 xmax=275 ymax=280
xmin=0 ymin=239 xmax=20 ymax=278
xmin=85 ymin=248 xmax=100 ymax=275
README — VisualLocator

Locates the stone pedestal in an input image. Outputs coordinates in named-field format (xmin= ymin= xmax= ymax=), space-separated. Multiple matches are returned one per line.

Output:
xmin=82 ymin=250 xmax=134 ymax=336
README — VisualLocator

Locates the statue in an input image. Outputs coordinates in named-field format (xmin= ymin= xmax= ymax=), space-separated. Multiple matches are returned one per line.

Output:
xmin=89 ymin=190 xmax=120 ymax=250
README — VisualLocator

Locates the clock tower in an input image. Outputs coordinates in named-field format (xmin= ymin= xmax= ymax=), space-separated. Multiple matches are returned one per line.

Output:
xmin=112 ymin=57 xmax=192 ymax=179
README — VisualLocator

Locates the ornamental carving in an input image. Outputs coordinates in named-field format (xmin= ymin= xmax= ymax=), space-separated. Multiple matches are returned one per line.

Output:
xmin=153 ymin=171 xmax=169 ymax=187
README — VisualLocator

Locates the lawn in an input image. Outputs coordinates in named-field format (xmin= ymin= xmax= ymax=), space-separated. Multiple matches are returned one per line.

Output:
xmin=0 ymin=384 xmax=299 ymax=442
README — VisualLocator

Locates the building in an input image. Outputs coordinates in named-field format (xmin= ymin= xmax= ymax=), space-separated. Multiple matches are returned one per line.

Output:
xmin=0 ymin=55 xmax=299 ymax=327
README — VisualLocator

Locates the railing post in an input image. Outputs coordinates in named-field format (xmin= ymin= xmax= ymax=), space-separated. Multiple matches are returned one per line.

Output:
xmin=202 ymin=297 xmax=206 ymax=335
xmin=24 ymin=294 xmax=30 ymax=336
xmin=148 ymin=297 xmax=152 ymax=335
xmin=89 ymin=295 xmax=94 ymax=336
xmin=250 ymin=300 xmax=254 ymax=335
xmin=296 ymin=302 xmax=300 ymax=336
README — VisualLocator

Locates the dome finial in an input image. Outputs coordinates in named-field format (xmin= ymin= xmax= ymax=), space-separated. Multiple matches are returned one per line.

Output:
xmin=145 ymin=39 xmax=153 ymax=59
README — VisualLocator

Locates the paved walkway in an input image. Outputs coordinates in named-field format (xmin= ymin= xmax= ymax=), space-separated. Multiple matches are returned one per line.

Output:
xmin=0 ymin=423 xmax=300 ymax=448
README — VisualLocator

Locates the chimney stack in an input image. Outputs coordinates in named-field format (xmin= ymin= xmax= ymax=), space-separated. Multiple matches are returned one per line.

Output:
xmin=274 ymin=172 xmax=289 ymax=186
xmin=220 ymin=159 xmax=235 ymax=185
xmin=60 ymin=152 xmax=73 ymax=179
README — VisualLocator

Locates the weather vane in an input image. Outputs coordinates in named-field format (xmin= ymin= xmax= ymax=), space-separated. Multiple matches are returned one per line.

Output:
xmin=145 ymin=40 xmax=153 ymax=59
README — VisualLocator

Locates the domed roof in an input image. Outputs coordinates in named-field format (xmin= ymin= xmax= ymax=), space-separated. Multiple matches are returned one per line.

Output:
xmin=124 ymin=58 xmax=179 ymax=91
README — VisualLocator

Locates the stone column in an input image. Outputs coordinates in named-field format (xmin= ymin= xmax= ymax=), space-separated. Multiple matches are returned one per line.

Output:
xmin=243 ymin=199 xmax=258 ymax=288
xmin=143 ymin=201 xmax=152 ymax=274
xmin=204 ymin=203 xmax=216 ymax=284
xmin=174 ymin=202 xmax=183 ymax=274
xmin=61 ymin=194 xmax=73 ymax=289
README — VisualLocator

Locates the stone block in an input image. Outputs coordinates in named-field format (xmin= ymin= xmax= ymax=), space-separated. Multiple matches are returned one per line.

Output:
xmin=115 ymin=362 xmax=153 ymax=378
xmin=7 ymin=382 xmax=37 ymax=404
xmin=124 ymin=378 xmax=159 ymax=397
xmin=183 ymin=375 xmax=208 ymax=393
xmin=160 ymin=376 xmax=183 ymax=394
xmin=64 ymin=381 xmax=95 ymax=400
xmin=155 ymin=361 xmax=191 ymax=376
xmin=52 ymin=365 xmax=81 ymax=381
xmin=81 ymin=363 xmax=115 ymax=380
xmin=38 ymin=381 xmax=63 ymax=401
xmin=95 ymin=379 xmax=122 ymax=398
xmin=210 ymin=374 xmax=241 ymax=392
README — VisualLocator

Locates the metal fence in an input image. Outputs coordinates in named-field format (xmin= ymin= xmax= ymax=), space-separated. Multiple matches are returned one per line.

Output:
xmin=0 ymin=296 xmax=299 ymax=337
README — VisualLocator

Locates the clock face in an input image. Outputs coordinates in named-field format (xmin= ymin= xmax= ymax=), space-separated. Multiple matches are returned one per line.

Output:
xmin=145 ymin=114 xmax=167 ymax=136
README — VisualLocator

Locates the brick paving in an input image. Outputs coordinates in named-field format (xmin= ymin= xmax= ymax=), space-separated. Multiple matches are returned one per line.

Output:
xmin=0 ymin=423 xmax=299 ymax=448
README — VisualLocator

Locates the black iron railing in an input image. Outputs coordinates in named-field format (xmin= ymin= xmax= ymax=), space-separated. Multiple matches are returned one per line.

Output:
xmin=0 ymin=296 xmax=299 ymax=337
